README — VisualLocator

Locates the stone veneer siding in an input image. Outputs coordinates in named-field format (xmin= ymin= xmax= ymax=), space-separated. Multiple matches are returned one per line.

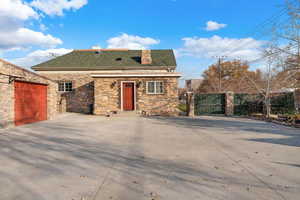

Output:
xmin=295 ymin=89 xmax=300 ymax=113
xmin=0 ymin=60 xmax=58 ymax=128
xmin=39 ymin=73 xmax=94 ymax=114
xmin=94 ymin=77 xmax=179 ymax=116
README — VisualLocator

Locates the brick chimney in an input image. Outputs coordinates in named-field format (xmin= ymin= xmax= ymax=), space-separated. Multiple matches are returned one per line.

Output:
xmin=141 ymin=50 xmax=152 ymax=65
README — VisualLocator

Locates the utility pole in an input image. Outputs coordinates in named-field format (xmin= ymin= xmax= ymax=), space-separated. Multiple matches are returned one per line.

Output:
xmin=214 ymin=56 xmax=226 ymax=92
xmin=218 ymin=58 xmax=222 ymax=92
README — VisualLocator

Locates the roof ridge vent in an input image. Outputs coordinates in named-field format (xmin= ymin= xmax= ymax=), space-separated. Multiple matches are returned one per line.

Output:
xmin=74 ymin=48 xmax=129 ymax=52
xmin=101 ymin=49 xmax=129 ymax=51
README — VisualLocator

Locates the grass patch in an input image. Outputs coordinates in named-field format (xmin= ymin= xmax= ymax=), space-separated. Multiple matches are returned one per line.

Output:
xmin=178 ymin=104 xmax=187 ymax=112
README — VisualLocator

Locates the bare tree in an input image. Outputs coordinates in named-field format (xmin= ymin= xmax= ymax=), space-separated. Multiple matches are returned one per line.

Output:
xmin=273 ymin=0 xmax=300 ymax=69
xmin=240 ymin=0 xmax=300 ymax=117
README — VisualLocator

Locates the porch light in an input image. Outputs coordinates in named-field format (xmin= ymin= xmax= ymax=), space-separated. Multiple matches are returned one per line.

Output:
xmin=0 ymin=73 xmax=24 ymax=84
xmin=136 ymin=81 xmax=143 ymax=88
xmin=111 ymin=81 xmax=117 ymax=88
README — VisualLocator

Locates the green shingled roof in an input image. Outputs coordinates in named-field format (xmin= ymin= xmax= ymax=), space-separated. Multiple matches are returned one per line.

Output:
xmin=31 ymin=49 xmax=177 ymax=71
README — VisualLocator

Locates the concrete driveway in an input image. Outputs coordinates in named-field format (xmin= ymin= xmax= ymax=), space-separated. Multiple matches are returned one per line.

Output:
xmin=0 ymin=114 xmax=299 ymax=200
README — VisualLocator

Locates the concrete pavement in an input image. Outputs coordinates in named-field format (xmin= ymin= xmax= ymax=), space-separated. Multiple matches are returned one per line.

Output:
xmin=0 ymin=113 xmax=299 ymax=200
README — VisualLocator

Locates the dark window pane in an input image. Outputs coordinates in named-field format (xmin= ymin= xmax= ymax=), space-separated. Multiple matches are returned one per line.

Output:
xmin=156 ymin=82 xmax=163 ymax=93
xmin=147 ymin=82 xmax=155 ymax=93
xmin=65 ymin=82 xmax=73 ymax=91
xmin=58 ymin=82 xmax=65 ymax=91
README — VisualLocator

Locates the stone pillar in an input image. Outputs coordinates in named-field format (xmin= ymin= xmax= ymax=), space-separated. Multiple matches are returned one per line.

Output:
xmin=295 ymin=89 xmax=300 ymax=113
xmin=186 ymin=92 xmax=195 ymax=117
xmin=225 ymin=91 xmax=234 ymax=116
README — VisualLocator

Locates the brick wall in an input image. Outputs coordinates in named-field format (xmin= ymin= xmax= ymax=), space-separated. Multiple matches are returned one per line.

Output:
xmin=39 ymin=73 xmax=94 ymax=114
xmin=0 ymin=60 xmax=58 ymax=128
xmin=94 ymin=77 xmax=179 ymax=116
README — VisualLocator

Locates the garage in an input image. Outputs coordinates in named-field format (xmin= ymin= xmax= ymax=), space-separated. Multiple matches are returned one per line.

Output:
xmin=14 ymin=81 xmax=48 ymax=126
xmin=0 ymin=59 xmax=58 ymax=129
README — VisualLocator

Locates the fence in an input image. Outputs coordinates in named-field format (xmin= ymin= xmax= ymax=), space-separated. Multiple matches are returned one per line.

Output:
xmin=188 ymin=90 xmax=300 ymax=117
xmin=233 ymin=94 xmax=264 ymax=116
xmin=270 ymin=93 xmax=295 ymax=115
xmin=194 ymin=94 xmax=225 ymax=115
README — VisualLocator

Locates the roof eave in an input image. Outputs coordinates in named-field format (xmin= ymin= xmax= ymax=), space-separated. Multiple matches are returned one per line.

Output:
xmin=32 ymin=65 xmax=177 ymax=71
xmin=91 ymin=72 xmax=182 ymax=78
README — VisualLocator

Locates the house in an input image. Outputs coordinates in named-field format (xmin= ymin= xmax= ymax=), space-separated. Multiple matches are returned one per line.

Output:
xmin=0 ymin=59 xmax=58 ymax=128
xmin=32 ymin=49 xmax=181 ymax=116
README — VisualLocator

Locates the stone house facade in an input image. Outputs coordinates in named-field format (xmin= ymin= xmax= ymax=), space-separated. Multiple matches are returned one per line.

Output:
xmin=37 ymin=72 xmax=94 ymax=114
xmin=32 ymin=49 xmax=181 ymax=116
xmin=92 ymin=77 xmax=178 ymax=115
xmin=0 ymin=59 xmax=58 ymax=128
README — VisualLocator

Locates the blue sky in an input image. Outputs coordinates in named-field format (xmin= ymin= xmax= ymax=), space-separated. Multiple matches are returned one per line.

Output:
xmin=0 ymin=0 xmax=287 ymax=82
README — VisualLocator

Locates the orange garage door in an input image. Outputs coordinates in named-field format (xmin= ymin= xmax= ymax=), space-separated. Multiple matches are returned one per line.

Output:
xmin=14 ymin=81 xmax=47 ymax=126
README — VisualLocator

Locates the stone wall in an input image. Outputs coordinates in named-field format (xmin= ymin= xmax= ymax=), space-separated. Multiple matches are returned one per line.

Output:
xmin=225 ymin=92 xmax=234 ymax=116
xmin=186 ymin=92 xmax=194 ymax=117
xmin=94 ymin=77 xmax=179 ymax=116
xmin=39 ymin=73 xmax=94 ymax=114
xmin=0 ymin=59 xmax=58 ymax=128
xmin=295 ymin=89 xmax=300 ymax=113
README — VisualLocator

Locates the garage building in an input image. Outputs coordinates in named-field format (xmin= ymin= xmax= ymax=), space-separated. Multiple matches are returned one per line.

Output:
xmin=0 ymin=59 xmax=58 ymax=128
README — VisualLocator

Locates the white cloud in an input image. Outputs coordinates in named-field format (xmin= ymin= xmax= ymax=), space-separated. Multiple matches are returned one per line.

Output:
xmin=205 ymin=21 xmax=227 ymax=31
xmin=0 ymin=0 xmax=66 ymax=52
xmin=10 ymin=48 xmax=73 ymax=67
xmin=107 ymin=33 xmax=160 ymax=49
xmin=0 ymin=0 xmax=39 ymax=32
xmin=39 ymin=23 xmax=48 ymax=31
xmin=30 ymin=0 xmax=88 ymax=16
xmin=0 ymin=28 xmax=62 ymax=51
xmin=177 ymin=35 xmax=264 ymax=60
xmin=0 ymin=0 xmax=38 ymax=21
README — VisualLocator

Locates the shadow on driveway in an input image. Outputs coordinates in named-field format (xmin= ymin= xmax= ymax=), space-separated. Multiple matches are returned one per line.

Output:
xmin=146 ymin=116 xmax=300 ymax=147
xmin=0 ymin=116 xmax=290 ymax=199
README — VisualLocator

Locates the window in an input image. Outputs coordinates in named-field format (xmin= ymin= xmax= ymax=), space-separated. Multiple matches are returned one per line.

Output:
xmin=58 ymin=81 xmax=73 ymax=92
xmin=147 ymin=81 xmax=164 ymax=94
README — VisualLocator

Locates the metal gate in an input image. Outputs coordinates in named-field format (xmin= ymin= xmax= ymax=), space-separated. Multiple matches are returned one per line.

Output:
xmin=270 ymin=92 xmax=295 ymax=114
xmin=195 ymin=94 xmax=225 ymax=115
xmin=234 ymin=93 xmax=295 ymax=115
xmin=234 ymin=94 xmax=264 ymax=116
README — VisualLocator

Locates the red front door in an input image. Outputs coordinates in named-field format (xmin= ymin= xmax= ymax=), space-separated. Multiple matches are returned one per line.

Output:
xmin=123 ymin=83 xmax=134 ymax=111
xmin=14 ymin=81 xmax=47 ymax=126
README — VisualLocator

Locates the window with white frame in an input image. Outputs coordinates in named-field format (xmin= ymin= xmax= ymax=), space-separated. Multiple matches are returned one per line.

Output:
xmin=147 ymin=81 xmax=164 ymax=94
xmin=58 ymin=81 xmax=73 ymax=92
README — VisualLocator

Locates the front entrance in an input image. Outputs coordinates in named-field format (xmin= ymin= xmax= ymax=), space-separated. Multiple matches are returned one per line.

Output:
xmin=122 ymin=82 xmax=135 ymax=111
